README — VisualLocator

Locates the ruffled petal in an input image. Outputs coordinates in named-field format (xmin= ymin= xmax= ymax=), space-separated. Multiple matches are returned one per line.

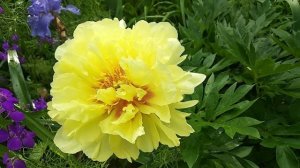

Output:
xmin=167 ymin=109 xmax=194 ymax=136
xmin=138 ymin=104 xmax=171 ymax=123
xmin=28 ymin=13 xmax=54 ymax=38
xmin=100 ymin=112 xmax=145 ymax=143
xmin=62 ymin=5 xmax=80 ymax=15
xmin=53 ymin=128 xmax=81 ymax=154
xmin=109 ymin=135 xmax=139 ymax=162
xmin=136 ymin=115 xmax=160 ymax=152
xmin=151 ymin=114 xmax=180 ymax=147
xmin=82 ymin=135 xmax=113 ymax=162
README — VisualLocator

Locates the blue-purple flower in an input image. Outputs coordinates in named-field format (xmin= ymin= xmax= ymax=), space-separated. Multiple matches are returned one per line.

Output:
xmin=0 ymin=123 xmax=35 ymax=151
xmin=32 ymin=97 xmax=47 ymax=111
xmin=0 ymin=35 xmax=22 ymax=61
xmin=2 ymin=42 xmax=9 ymax=51
xmin=0 ymin=88 xmax=25 ymax=122
xmin=0 ymin=51 xmax=6 ymax=60
xmin=2 ymin=153 xmax=26 ymax=168
xmin=27 ymin=0 xmax=80 ymax=38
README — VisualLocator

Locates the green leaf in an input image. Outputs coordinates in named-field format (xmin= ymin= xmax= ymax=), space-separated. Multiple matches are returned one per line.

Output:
xmin=205 ymin=91 xmax=220 ymax=120
xmin=203 ymin=75 xmax=254 ymax=121
xmin=0 ymin=117 xmax=12 ymax=129
xmin=0 ymin=144 xmax=7 ymax=157
xmin=286 ymin=0 xmax=300 ymax=31
xmin=240 ymin=159 xmax=259 ymax=168
xmin=181 ymin=133 xmax=202 ymax=168
xmin=7 ymin=50 xmax=31 ymax=107
xmin=272 ymin=29 xmax=300 ymax=57
xmin=276 ymin=146 xmax=299 ymax=168
xmin=213 ymin=117 xmax=262 ymax=138
xmin=261 ymin=137 xmax=300 ymax=149
xmin=216 ymin=100 xmax=257 ymax=123
xmin=230 ymin=146 xmax=253 ymax=158
xmin=214 ymin=84 xmax=254 ymax=117
xmin=212 ymin=154 xmax=244 ymax=168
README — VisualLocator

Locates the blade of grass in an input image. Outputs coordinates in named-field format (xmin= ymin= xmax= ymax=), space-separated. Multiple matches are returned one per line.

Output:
xmin=7 ymin=50 xmax=31 ymax=107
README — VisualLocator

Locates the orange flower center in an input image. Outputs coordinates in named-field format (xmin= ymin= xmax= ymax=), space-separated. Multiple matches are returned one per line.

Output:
xmin=95 ymin=67 xmax=152 ymax=118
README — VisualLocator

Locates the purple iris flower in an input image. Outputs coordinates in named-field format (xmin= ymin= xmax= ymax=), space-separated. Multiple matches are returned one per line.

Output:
xmin=0 ymin=123 xmax=35 ymax=151
xmin=2 ymin=153 xmax=26 ymax=168
xmin=0 ymin=88 xmax=25 ymax=122
xmin=32 ymin=97 xmax=47 ymax=111
xmin=27 ymin=0 xmax=80 ymax=38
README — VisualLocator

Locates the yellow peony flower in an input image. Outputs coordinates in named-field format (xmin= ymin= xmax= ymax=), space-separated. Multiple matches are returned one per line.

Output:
xmin=48 ymin=18 xmax=206 ymax=162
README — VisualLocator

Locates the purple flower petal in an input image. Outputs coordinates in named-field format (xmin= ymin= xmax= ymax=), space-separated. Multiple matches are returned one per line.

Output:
xmin=22 ymin=134 xmax=35 ymax=148
xmin=32 ymin=98 xmax=47 ymax=111
xmin=18 ymin=56 xmax=26 ymax=64
xmin=63 ymin=4 xmax=80 ymax=15
xmin=8 ymin=111 xmax=25 ymax=122
xmin=0 ymin=7 xmax=4 ymax=14
xmin=12 ymin=44 xmax=20 ymax=51
xmin=7 ymin=137 xmax=22 ymax=151
xmin=11 ymin=34 xmax=19 ymax=41
xmin=2 ymin=153 xmax=9 ymax=164
xmin=0 ymin=129 xmax=9 ymax=143
xmin=13 ymin=159 xmax=26 ymax=168
xmin=2 ymin=101 xmax=15 ymax=111
xmin=2 ymin=41 xmax=9 ymax=51
xmin=48 ymin=0 xmax=62 ymax=13
xmin=28 ymin=0 xmax=48 ymax=15
xmin=0 ymin=51 xmax=7 ymax=60
xmin=28 ymin=13 xmax=54 ymax=38
xmin=8 ymin=123 xmax=24 ymax=134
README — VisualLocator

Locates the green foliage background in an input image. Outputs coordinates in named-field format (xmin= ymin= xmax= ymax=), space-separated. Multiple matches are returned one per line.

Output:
xmin=0 ymin=0 xmax=300 ymax=167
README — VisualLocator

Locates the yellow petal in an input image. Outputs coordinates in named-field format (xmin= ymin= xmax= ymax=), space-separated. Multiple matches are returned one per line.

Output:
xmin=50 ymin=102 xmax=106 ymax=123
xmin=120 ymin=57 xmax=151 ymax=86
xmin=54 ymin=128 xmax=81 ymax=154
xmin=109 ymin=135 xmax=139 ymax=162
xmin=177 ymin=72 xmax=206 ymax=94
xmin=100 ymin=112 xmax=145 ymax=143
xmin=113 ymin=104 xmax=138 ymax=124
xmin=151 ymin=114 xmax=180 ymax=147
xmin=167 ymin=109 xmax=194 ymax=136
xmin=82 ymin=135 xmax=113 ymax=162
xmin=136 ymin=88 xmax=147 ymax=100
xmin=116 ymin=84 xmax=137 ymax=101
xmin=96 ymin=87 xmax=117 ymax=105
xmin=172 ymin=100 xmax=199 ymax=109
xmin=138 ymin=104 xmax=171 ymax=123
xmin=136 ymin=114 xmax=160 ymax=152
xmin=73 ymin=118 xmax=102 ymax=144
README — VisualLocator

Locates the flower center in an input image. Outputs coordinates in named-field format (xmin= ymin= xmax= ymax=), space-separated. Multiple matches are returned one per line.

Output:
xmin=95 ymin=67 xmax=150 ymax=118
